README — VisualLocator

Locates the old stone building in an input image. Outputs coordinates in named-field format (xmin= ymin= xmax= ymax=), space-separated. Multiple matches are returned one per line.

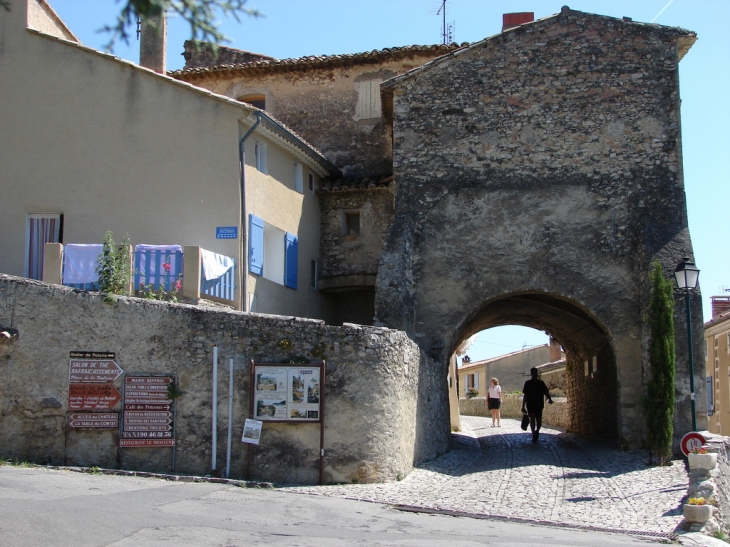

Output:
xmin=174 ymin=6 xmax=703 ymax=448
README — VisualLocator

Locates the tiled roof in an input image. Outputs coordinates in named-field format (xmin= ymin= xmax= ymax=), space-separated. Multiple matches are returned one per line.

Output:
xmin=170 ymin=43 xmax=468 ymax=79
xmin=319 ymin=174 xmax=393 ymax=193
xmin=536 ymin=358 xmax=567 ymax=374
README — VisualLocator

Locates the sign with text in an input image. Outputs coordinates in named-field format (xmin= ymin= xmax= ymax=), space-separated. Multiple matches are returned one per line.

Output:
xmin=253 ymin=364 xmax=321 ymax=422
xmin=120 ymin=376 xmax=175 ymax=447
xmin=68 ymin=383 xmax=122 ymax=410
xmin=216 ymin=226 xmax=238 ymax=239
xmin=70 ymin=351 xmax=115 ymax=359
xmin=67 ymin=413 xmax=119 ymax=429
xmin=68 ymin=359 xmax=123 ymax=383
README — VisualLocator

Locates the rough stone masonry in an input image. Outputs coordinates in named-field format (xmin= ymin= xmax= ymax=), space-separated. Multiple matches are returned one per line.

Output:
xmin=376 ymin=7 xmax=703 ymax=449
xmin=0 ymin=275 xmax=448 ymax=484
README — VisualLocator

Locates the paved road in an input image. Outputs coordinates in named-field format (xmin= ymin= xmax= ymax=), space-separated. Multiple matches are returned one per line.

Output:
xmin=0 ymin=464 xmax=670 ymax=546
xmin=289 ymin=416 xmax=690 ymax=539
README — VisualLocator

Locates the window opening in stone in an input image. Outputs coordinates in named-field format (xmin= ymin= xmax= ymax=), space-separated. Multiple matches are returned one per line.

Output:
xmin=345 ymin=212 xmax=360 ymax=236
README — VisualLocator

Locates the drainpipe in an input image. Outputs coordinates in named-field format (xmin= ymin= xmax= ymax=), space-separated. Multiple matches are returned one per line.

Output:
xmin=239 ymin=112 xmax=262 ymax=312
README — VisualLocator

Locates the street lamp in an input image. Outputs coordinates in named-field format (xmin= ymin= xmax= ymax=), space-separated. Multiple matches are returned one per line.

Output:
xmin=674 ymin=257 xmax=700 ymax=432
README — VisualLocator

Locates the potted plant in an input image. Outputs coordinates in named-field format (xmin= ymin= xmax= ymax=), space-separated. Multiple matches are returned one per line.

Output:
xmin=688 ymin=447 xmax=718 ymax=471
xmin=466 ymin=387 xmax=479 ymax=399
xmin=683 ymin=497 xmax=713 ymax=524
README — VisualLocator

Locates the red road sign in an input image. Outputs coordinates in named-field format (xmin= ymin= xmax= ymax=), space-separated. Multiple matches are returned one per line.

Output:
xmin=69 ymin=359 xmax=123 ymax=383
xmin=68 ymin=384 xmax=122 ymax=410
xmin=68 ymin=413 xmax=119 ymax=429
xmin=680 ymin=432 xmax=706 ymax=456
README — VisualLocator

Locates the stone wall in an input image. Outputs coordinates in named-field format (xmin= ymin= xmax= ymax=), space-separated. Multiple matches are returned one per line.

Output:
xmin=0 ymin=275 xmax=449 ymax=484
xmin=459 ymin=394 xmax=569 ymax=429
xmin=566 ymin=348 xmax=617 ymax=439
xmin=376 ymin=7 xmax=703 ymax=447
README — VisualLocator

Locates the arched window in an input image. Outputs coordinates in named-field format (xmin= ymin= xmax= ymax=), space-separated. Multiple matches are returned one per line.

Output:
xmin=238 ymin=93 xmax=265 ymax=110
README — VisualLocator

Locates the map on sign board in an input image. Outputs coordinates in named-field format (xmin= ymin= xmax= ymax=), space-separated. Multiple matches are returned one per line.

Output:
xmin=253 ymin=365 xmax=321 ymax=422
xmin=120 ymin=376 xmax=175 ymax=448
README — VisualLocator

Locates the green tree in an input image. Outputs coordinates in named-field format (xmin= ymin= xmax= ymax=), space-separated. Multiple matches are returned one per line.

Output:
xmin=96 ymin=232 xmax=132 ymax=299
xmin=101 ymin=0 xmax=261 ymax=51
xmin=644 ymin=262 xmax=676 ymax=464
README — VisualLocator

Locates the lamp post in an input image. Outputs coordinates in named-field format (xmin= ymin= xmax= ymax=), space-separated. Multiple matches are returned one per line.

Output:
xmin=674 ymin=257 xmax=700 ymax=432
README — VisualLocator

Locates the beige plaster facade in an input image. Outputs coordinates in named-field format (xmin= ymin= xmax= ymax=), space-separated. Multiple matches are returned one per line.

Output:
xmin=705 ymin=298 xmax=730 ymax=436
xmin=0 ymin=0 xmax=338 ymax=321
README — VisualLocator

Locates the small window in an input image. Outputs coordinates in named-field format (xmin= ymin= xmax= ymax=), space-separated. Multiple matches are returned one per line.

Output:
xmin=238 ymin=93 xmax=265 ymax=110
xmin=355 ymin=80 xmax=382 ymax=120
xmin=308 ymin=173 xmax=315 ymax=193
xmin=26 ymin=213 xmax=62 ymax=280
xmin=294 ymin=162 xmax=303 ymax=193
xmin=254 ymin=140 xmax=267 ymax=174
xmin=310 ymin=259 xmax=317 ymax=290
xmin=345 ymin=212 xmax=360 ymax=236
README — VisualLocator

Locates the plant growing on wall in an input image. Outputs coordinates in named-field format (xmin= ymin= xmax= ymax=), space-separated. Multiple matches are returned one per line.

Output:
xmin=644 ymin=262 xmax=676 ymax=465
xmin=96 ymin=232 xmax=132 ymax=300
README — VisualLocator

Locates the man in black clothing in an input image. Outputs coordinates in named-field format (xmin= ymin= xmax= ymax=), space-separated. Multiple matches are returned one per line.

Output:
xmin=521 ymin=367 xmax=553 ymax=443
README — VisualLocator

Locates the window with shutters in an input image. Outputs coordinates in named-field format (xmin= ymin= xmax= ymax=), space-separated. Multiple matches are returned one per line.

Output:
xmin=707 ymin=376 xmax=714 ymax=416
xmin=355 ymin=80 xmax=382 ymax=121
xmin=254 ymin=140 xmax=267 ymax=174
xmin=294 ymin=162 xmax=303 ymax=193
xmin=26 ymin=213 xmax=62 ymax=280
xmin=248 ymin=214 xmax=297 ymax=289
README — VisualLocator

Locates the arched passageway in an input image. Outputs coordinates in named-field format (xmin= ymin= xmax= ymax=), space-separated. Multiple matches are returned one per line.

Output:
xmin=454 ymin=292 xmax=618 ymax=439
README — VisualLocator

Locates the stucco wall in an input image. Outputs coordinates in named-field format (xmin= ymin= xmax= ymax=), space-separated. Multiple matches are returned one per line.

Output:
xmin=0 ymin=3 xmax=335 ymax=323
xmin=0 ymin=274 xmax=449 ymax=484
xmin=459 ymin=394 xmax=569 ymax=429
xmin=375 ymin=8 xmax=704 ymax=448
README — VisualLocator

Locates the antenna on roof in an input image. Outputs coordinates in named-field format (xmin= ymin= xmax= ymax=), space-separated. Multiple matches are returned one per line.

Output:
xmin=435 ymin=0 xmax=455 ymax=44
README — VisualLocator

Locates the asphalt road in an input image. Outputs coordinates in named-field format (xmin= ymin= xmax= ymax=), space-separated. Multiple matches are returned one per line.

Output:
xmin=0 ymin=466 xmax=665 ymax=547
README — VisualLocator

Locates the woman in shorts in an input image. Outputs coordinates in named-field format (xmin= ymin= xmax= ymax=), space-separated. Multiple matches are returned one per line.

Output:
xmin=487 ymin=378 xmax=503 ymax=427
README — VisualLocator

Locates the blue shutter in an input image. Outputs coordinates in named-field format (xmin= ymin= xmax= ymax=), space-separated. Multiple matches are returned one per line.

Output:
xmin=284 ymin=232 xmax=298 ymax=289
xmin=707 ymin=376 xmax=714 ymax=416
xmin=249 ymin=214 xmax=264 ymax=275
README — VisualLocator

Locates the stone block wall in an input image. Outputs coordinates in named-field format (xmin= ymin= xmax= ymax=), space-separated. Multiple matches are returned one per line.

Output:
xmin=0 ymin=275 xmax=449 ymax=484
xmin=565 ymin=347 xmax=617 ymax=438
xmin=459 ymin=394 xmax=568 ymax=429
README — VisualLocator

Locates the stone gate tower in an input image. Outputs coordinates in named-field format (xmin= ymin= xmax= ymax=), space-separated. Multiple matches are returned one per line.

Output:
xmin=375 ymin=7 xmax=702 ymax=448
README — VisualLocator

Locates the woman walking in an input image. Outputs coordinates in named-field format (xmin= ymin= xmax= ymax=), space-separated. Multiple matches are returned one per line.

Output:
xmin=487 ymin=378 xmax=503 ymax=427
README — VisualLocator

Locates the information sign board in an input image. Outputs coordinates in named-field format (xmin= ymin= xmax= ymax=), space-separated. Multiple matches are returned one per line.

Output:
xmin=68 ymin=383 xmax=122 ymax=410
xmin=68 ymin=413 xmax=119 ymax=429
xmin=69 ymin=359 xmax=123 ymax=383
xmin=253 ymin=364 xmax=321 ymax=422
xmin=120 ymin=376 xmax=175 ymax=447
xmin=216 ymin=226 xmax=238 ymax=239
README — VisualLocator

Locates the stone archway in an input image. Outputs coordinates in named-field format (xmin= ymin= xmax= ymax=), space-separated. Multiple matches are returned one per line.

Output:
xmin=455 ymin=292 xmax=618 ymax=438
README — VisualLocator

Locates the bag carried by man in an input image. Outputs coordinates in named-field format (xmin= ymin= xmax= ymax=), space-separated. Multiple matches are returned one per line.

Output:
xmin=520 ymin=412 xmax=530 ymax=431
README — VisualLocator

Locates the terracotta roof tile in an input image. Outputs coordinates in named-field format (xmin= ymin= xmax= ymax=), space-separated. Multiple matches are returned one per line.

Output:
xmin=319 ymin=174 xmax=393 ymax=193
xmin=170 ymin=43 xmax=468 ymax=79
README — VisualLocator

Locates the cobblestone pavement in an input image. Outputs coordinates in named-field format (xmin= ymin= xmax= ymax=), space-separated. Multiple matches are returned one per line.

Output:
xmin=286 ymin=416 xmax=689 ymax=537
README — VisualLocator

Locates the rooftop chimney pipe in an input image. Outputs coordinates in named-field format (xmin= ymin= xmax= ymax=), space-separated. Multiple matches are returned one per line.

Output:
xmin=502 ymin=12 xmax=534 ymax=32
xmin=139 ymin=8 xmax=167 ymax=73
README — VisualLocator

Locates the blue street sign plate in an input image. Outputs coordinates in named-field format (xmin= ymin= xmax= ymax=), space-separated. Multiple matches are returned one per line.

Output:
xmin=216 ymin=227 xmax=238 ymax=239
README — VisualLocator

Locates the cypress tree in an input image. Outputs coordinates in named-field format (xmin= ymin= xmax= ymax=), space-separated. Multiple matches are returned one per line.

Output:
xmin=644 ymin=262 xmax=676 ymax=464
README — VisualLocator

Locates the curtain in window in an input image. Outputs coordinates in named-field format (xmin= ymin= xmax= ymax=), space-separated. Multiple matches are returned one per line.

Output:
xmin=27 ymin=215 xmax=60 ymax=280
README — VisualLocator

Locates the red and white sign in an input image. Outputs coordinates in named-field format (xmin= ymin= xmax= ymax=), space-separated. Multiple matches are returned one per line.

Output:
xmin=69 ymin=359 xmax=123 ymax=383
xmin=68 ymin=413 xmax=119 ymax=429
xmin=68 ymin=384 xmax=122 ymax=410
xmin=680 ymin=432 xmax=707 ymax=456
xmin=121 ymin=376 xmax=175 ymax=448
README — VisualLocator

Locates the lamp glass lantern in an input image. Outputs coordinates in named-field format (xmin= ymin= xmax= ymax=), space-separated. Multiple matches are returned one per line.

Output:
xmin=674 ymin=258 xmax=700 ymax=290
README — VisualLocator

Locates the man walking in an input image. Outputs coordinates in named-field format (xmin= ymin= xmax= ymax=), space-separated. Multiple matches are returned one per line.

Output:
xmin=521 ymin=367 xmax=553 ymax=443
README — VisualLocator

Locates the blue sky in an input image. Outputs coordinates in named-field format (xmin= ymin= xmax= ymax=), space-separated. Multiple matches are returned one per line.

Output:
xmin=45 ymin=0 xmax=728 ymax=360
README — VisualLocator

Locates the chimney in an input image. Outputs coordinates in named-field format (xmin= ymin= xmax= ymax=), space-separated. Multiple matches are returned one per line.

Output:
xmin=502 ymin=12 xmax=534 ymax=32
xmin=139 ymin=7 xmax=167 ymax=73
xmin=549 ymin=337 xmax=562 ymax=362
xmin=711 ymin=296 xmax=730 ymax=319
